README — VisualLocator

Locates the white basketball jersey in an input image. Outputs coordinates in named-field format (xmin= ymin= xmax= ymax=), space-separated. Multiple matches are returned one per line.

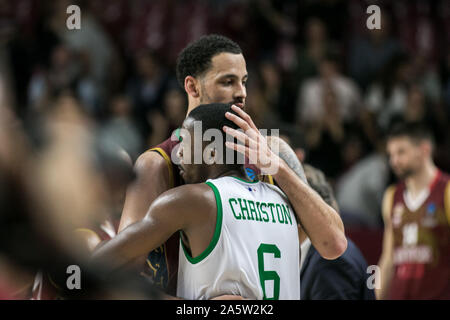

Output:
xmin=176 ymin=176 xmax=300 ymax=300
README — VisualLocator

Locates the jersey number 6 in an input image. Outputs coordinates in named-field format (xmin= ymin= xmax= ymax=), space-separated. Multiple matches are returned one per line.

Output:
xmin=257 ymin=243 xmax=281 ymax=300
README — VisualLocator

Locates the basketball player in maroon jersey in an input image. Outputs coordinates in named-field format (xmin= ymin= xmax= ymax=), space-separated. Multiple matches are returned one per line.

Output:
xmin=377 ymin=122 xmax=450 ymax=299
xmin=117 ymin=34 xmax=346 ymax=295
xmin=117 ymin=35 xmax=252 ymax=294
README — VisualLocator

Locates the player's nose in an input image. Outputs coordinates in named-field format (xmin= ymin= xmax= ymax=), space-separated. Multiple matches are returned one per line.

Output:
xmin=234 ymin=83 xmax=247 ymax=100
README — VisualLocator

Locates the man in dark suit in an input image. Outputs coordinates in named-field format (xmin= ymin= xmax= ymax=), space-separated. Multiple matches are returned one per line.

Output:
xmin=300 ymin=164 xmax=375 ymax=300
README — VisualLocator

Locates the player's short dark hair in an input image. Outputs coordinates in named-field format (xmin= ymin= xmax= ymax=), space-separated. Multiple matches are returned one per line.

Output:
xmin=186 ymin=103 xmax=242 ymax=168
xmin=387 ymin=121 xmax=434 ymax=146
xmin=176 ymin=34 xmax=242 ymax=89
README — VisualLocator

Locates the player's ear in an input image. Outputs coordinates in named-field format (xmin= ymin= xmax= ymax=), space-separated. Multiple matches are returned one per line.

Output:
xmin=185 ymin=76 xmax=200 ymax=98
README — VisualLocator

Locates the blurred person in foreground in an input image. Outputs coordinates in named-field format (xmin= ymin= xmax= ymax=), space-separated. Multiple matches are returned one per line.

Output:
xmin=377 ymin=122 xmax=450 ymax=299
xmin=299 ymin=164 xmax=375 ymax=300
xmin=0 ymin=97 xmax=158 ymax=299
xmin=118 ymin=34 xmax=346 ymax=296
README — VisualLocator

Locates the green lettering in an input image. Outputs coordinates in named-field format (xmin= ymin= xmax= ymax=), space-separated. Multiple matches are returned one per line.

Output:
xmin=283 ymin=205 xmax=293 ymax=225
xmin=276 ymin=204 xmax=285 ymax=224
xmin=267 ymin=203 xmax=276 ymax=223
xmin=238 ymin=198 xmax=248 ymax=220
xmin=247 ymin=200 xmax=257 ymax=221
xmin=255 ymin=202 xmax=263 ymax=222
xmin=259 ymin=203 xmax=269 ymax=222
xmin=229 ymin=198 xmax=241 ymax=220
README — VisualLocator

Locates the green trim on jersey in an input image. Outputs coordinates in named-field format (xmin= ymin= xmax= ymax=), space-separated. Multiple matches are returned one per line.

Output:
xmin=181 ymin=181 xmax=223 ymax=264
xmin=174 ymin=128 xmax=182 ymax=142
xmin=231 ymin=176 xmax=260 ymax=184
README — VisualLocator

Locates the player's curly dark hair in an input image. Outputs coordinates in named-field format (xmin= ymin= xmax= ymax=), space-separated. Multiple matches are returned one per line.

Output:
xmin=176 ymin=34 xmax=242 ymax=89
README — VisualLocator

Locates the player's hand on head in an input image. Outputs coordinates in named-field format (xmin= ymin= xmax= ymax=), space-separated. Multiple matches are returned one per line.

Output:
xmin=223 ymin=105 xmax=281 ymax=175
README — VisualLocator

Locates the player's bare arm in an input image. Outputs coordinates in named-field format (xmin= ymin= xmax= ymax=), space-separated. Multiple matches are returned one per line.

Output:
xmin=266 ymin=135 xmax=307 ymax=184
xmin=94 ymin=184 xmax=215 ymax=269
xmin=223 ymin=105 xmax=347 ymax=260
xmin=118 ymin=151 xmax=171 ymax=232
xmin=376 ymin=186 xmax=396 ymax=300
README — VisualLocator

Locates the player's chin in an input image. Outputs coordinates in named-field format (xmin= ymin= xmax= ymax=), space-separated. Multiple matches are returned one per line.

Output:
xmin=394 ymin=169 xmax=410 ymax=179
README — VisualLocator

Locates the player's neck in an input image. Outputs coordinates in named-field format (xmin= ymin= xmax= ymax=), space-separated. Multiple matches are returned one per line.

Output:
xmin=208 ymin=166 xmax=247 ymax=181
xmin=405 ymin=161 xmax=438 ymax=197
xmin=186 ymin=98 xmax=200 ymax=116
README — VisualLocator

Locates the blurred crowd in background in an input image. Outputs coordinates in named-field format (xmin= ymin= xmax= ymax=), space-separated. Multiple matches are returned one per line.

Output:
xmin=1 ymin=0 xmax=450 ymax=298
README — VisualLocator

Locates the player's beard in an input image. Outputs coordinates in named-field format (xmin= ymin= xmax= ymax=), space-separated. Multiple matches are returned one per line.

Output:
xmin=394 ymin=167 xmax=415 ymax=180
xmin=199 ymin=90 xmax=213 ymax=105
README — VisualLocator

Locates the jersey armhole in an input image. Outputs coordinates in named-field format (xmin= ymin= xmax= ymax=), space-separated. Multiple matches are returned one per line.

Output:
xmin=149 ymin=147 xmax=174 ymax=188
xmin=383 ymin=185 xmax=397 ymax=221
xmin=180 ymin=181 xmax=223 ymax=264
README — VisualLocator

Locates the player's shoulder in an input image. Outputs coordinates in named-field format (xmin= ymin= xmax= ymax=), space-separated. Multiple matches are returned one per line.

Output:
xmin=152 ymin=183 xmax=215 ymax=211
xmin=135 ymin=131 xmax=181 ymax=173
xmin=382 ymin=184 xmax=397 ymax=221
xmin=134 ymin=143 xmax=170 ymax=172
xmin=134 ymin=148 xmax=169 ymax=173
xmin=384 ymin=184 xmax=397 ymax=198
xmin=439 ymin=171 xmax=450 ymax=183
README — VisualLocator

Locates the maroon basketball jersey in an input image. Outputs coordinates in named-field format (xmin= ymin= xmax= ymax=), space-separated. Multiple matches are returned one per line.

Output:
xmin=389 ymin=170 xmax=450 ymax=299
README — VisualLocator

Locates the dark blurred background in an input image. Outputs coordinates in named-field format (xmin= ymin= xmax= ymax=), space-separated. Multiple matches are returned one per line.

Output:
xmin=1 ymin=0 xmax=450 ymax=274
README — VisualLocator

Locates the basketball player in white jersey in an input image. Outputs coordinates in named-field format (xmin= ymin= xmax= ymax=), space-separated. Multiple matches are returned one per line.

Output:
xmin=94 ymin=103 xmax=300 ymax=299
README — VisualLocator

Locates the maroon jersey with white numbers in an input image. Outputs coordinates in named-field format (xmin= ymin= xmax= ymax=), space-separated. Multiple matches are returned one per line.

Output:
xmin=388 ymin=170 xmax=450 ymax=299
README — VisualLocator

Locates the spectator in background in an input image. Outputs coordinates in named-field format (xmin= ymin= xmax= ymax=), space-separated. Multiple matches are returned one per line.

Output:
xmin=301 ymin=82 xmax=346 ymax=179
xmin=300 ymin=164 xmax=375 ymax=300
xmin=146 ymin=85 xmax=186 ymax=150
xmin=336 ymin=151 xmax=389 ymax=229
xmin=255 ymin=60 xmax=285 ymax=125
xmin=27 ymin=44 xmax=79 ymax=112
xmin=76 ymin=51 xmax=101 ymax=116
xmin=409 ymin=54 xmax=442 ymax=107
xmin=161 ymin=85 xmax=187 ymax=134
xmin=99 ymin=94 xmax=144 ymax=162
xmin=364 ymin=53 xmax=411 ymax=131
xmin=127 ymin=50 xmax=169 ymax=121
xmin=295 ymin=17 xmax=335 ymax=82
xmin=348 ymin=13 xmax=402 ymax=90
xmin=401 ymin=84 xmax=445 ymax=144
xmin=297 ymin=51 xmax=363 ymax=179
xmin=298 ymin=51 xmax=362 ymax=125
xmin=51 ymin=0 xmax=116 ymax=85
xmin=297 ymin=0 xmax=348 ymax=44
